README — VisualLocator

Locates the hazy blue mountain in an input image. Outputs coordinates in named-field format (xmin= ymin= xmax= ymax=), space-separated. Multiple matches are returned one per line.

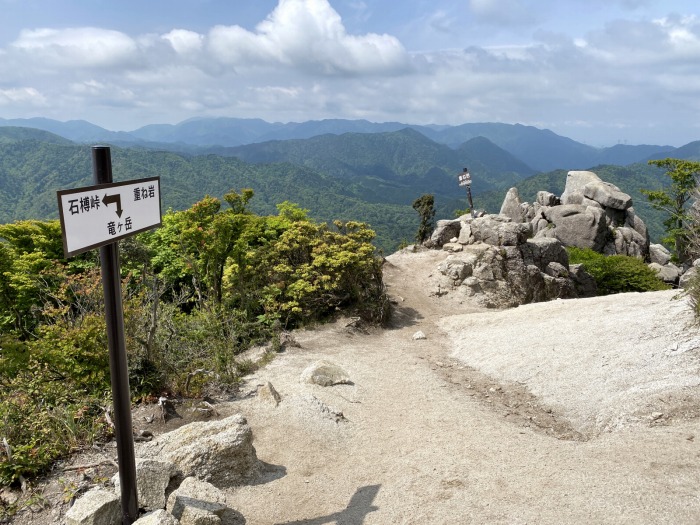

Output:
xmin=128 ymin=117 xmax=677 ymax=171
xmin=0 ymin=138 xmax=442 ymax=251
xmin=646 ymin=140 xmax=700 ymax=162
xmin=0 ymin=123 xmax=681 ymax=250
xmin=129 ymin=117 xmax=287 ymax=147
xmin=596 ymin=144 xmax=675 ymax=165
xmin=130 ymin=117 xmax=447 ymax=147
xmin=454 ymin=136 xmax=536 ymax=188
xmin=214 ymin=128 xmax=534 ymax=204
xmin=0 ymin=126 xmax=74 ymax=145
xmin=0 ymin=117 xmax=134 ymax=143
xmin=256 ymin=119 xmax=410 ymax=142
xmin=2 ymin=117 xmax=686 ymax=173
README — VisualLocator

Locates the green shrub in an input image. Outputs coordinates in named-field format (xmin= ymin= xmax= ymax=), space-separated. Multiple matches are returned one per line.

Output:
xmin=568 ymin=247 xmax=671 ymax=295
xmin=0 ymin=195 xmax=390 ymax=487
xmin=684 ymin=271 xmax=700 ymax=321
xmin=0 ymin=316 xmax=112 ymax=485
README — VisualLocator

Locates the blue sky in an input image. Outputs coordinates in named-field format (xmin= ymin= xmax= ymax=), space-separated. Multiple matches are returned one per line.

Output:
xmin=1 ymin=0 xmax=699 ymax=146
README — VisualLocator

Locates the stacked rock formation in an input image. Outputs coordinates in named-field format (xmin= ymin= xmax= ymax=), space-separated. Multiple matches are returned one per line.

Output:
xmin=500 ymin=170 xmax=649 ymax=259
xmin=425 ymin=170 xmax=687 ymax=307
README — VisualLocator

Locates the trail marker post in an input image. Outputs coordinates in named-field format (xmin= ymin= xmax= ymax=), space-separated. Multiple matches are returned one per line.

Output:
xmin=458 ymin=167 xmax=476 ymax=218
xmin=57 ymin=146 xmax=162 ymax=524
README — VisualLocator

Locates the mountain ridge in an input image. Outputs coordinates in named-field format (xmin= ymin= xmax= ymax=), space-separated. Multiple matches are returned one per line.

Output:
xmin=0 ymin=116 xmax=686 ymax=172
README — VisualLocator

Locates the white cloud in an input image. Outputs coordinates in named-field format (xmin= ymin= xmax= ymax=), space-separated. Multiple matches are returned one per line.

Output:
xmin=11 ymin=27 xmax=139 ymax=68
xmin=0 ymin=87 xmax=47 ymax=106
xmin=207 ymin=0 xmax=410 ymax=75
xmin=0 ymin=0 xmax=699 ymax=145
xmin=162 ymin=29 xmax=204 ymax=55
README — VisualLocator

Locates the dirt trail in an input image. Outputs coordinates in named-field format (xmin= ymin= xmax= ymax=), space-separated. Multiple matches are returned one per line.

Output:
xmin=10 ymin=248 xmax=700 ymax=524
xmin=221 ymin=248 xmax=700 ymax=524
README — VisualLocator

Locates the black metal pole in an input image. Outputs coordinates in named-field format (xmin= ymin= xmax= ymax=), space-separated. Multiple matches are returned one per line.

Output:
xmin=92 ymin=146 xmax=138 ymax=524
xmin=462 ymin=168 xmax=476 ymax=218
xmin=467 ymin=186 xmax=476 ymax=218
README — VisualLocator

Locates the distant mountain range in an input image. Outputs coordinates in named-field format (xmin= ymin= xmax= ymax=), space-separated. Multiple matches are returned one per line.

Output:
xmin=0 ymin=117 xmax=686 ymax=172
xmin=0 ymin=117 xmax=698 ymax=251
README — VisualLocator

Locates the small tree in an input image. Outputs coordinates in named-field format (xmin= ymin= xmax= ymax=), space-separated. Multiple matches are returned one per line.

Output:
xmin=412 ymin=194 xmax=435 ymax=244
xmin=642 ymin=158 xmax=700 ymax=264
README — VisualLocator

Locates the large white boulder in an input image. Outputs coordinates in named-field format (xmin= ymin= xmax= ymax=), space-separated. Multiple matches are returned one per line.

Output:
xmin=539 ymin=205 xmax=609 ymax=252
xmin=64 ymin=488 xmax=120 ymax=525
xmin=138 ymin=414 xmax=258 ymax=487
xmin=561 ymin=170 xmax=601 ymax=205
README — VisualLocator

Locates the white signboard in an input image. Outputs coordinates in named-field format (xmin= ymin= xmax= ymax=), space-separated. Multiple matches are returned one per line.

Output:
xmin=58 ymin=177 xmax=162 ymax=257
xmin=458 ymin=171 xmax=471 ymax=187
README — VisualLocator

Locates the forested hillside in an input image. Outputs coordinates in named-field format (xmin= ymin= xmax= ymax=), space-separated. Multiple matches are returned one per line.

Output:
xmin=0 ymin=130 xmax=425 ymax=251
xmin=0 ymin=125 xmax=679 ymax=249
xmin=0 ymin=117 xmax=680 ymax=172
xmin=0 ymin=127 xmax=530 ymax=252
xmin=215 ymin=128 xmax=534 ymax=197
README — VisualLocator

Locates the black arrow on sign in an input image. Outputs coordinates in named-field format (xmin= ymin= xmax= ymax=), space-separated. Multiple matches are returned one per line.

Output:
xmin=103 ymin=193 xmax=123 ymax=218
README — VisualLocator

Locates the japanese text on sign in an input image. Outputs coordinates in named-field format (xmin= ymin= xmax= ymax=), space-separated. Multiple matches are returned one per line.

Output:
xmin=57 ymin=177 xmax=162 ymax=258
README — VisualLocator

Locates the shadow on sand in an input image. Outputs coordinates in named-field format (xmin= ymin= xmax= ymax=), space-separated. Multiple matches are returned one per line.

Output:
xmin=387 ymin=303 xmax=424 ymax=329
xmin=275 ymin=484 xmax=381 ymax=525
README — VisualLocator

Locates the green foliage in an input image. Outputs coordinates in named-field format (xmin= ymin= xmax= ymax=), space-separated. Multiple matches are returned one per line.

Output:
xmin=0 ymin=190 xmax=389 ymax=486
xmin=642 ymin=158 xmax=700 ymax=263
xmin=684 ymin=271 xmax=700 ymax=321
xmin=0 ymin=130 xmax=539 ymax=253
xmin=412 ymin=194 xmax=435 ymax=244
xmin=256 ymin=220 xmax=388 ymax=326
xmin=568 ymin=247 xmax=670 ymax=295
xmin=0 ymin=316 xmax=112 ymax=485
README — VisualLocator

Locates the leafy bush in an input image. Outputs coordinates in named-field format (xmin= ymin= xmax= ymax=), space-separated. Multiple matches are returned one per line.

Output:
xmin=0 ymin=192 xmax=390 ymax=487
xmin=684 ymin=271 xmax=700 ymax=321
xmin=568 ymin=247 xmax=670 ymax=295
xmin=0 ymin=316 xmax=112 ymax=485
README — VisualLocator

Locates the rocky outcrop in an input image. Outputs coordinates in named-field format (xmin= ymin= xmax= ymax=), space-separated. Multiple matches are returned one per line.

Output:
xmin=134 ymin=510 xmax=179 ymax=525
xmin=427 ymin=219 xmax=462 ymax=248
xmin=583 ymin=180 xmax=632 ymax=210
xmin=649 ymin=243 xmax=672 ymax=266
xmin=680 ymin=263 xmax=700 ymax=288
xmin=537 ymin=205 xmax=609 ymax=252
xmin=499 ymin=187 xmax=525 ymax=222
xmin=138 ymin=414 xmax=258 ymax=488
xmin=524 ymin=170 xmax=651 ymax=259
xmin=467 ymin=215 xmax=531 ymax=247
xmin=70 ymin=416 xmax=253 ymax=525
xmin=112 ymin=459 xmax=175 ymax=512
xmin=649 ymin=262 xmax=682 ymax=284
xmin=166 ymin=477 xmax=228 ymax=524
xmin=65 ymin=488 xmax=120 ymax=525
xmin=436 ymin=234 xmax=586 ymax=308
xmin=560 ymin=170 xmax=601 ymax=205
xmin=424 ymin=168 xmax=692 ymax=306
xmin=431 ymin=170 xmax=652 ymax=263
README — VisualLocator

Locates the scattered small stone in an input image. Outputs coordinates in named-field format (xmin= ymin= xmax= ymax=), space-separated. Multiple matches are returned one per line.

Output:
xmin=301 ymin=360 xmax=352 ymax=387
xmin=412 ymin=331 xmax=427 ymax=340
xmin=0 ymin=488 xmax=18 ymax=506
xmin=258 ymin=381 xmax=282 ymax=406
xmin=64 ymin=488 xmax=120 ymax=525
xmin=651 ymin=412 xmax=664 ymax=421
xmin=167 ymin=476 xmax=228 ymax=521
